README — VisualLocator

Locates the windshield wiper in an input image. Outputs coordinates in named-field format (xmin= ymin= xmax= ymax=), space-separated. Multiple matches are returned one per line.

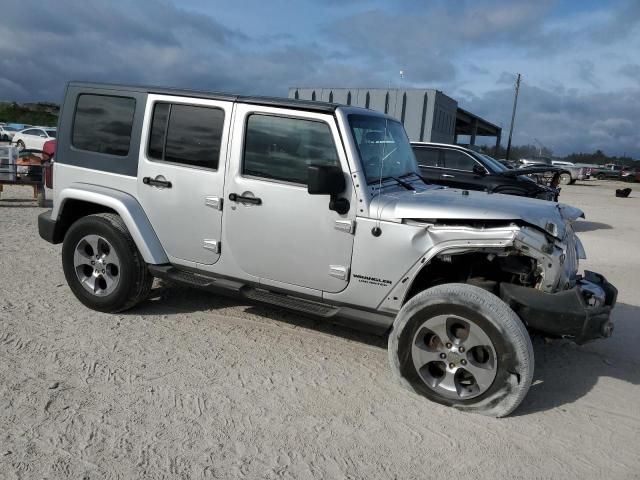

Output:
xmin=369 ymin=176 xmax=415 ymax=190
xmin=400 ymin=171 xmax=430 ymax=186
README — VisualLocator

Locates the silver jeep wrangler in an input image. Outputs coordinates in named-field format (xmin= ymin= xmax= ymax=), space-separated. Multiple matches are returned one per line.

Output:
xmin=39 ymin=82 xmax=617 ymax=416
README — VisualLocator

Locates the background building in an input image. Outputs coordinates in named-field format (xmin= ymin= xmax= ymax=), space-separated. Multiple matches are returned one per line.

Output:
xmin=288 ymin=87 xmax=501 ymax=150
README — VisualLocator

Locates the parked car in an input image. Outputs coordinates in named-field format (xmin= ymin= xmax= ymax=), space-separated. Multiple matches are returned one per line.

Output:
xmin=412 ymin=143 xmax=559 ymax=201
xmin=584 ymin=164 xmax=623 ymax=180
xmin=621 ymin=167 xmax=640 ymax=182
xmin=520 ymin=157 xmax=576 ymax=185
xmin=39 ymin=81 xmax=617 ymax=417
xmin=551 ymin=160 xmax=584 ymax=184
xmin=12 ymin=127 xmax=57 ymax=150
xmin=0 ymin=125 xmax=20 ymax=141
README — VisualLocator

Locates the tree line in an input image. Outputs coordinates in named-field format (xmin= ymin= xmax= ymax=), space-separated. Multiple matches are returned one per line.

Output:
xmin=479 ymin=144 xmax=638 ymax=167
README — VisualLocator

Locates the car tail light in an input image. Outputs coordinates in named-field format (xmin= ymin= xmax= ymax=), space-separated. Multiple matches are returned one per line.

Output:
xmin=43 ymin=139 xmax=56 ymax=189
xmin=44 ymin=162 xmax=53 ymax=189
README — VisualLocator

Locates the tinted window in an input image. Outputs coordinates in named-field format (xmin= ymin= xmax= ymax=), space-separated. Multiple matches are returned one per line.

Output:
xmin=72 ymin=94 xmax=135 ymax=156
xmin=443 ymin=150 xmax=476 ymax=171
xmin=244 ymin=114 xmax=339 ymax=184
xmin=414 ymin=147 xmax=440 ymax=167
xmin=46 ymin=130 xmax=57 ymax=138
xmin=22 ymin=129 xmax=38 ymax=136
xmin=148 ymin=103 xmax=224 ymax=169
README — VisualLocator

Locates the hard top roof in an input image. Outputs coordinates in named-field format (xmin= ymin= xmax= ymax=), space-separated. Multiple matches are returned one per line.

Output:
xmin=68 ymin=81 xmax=340 ymax=114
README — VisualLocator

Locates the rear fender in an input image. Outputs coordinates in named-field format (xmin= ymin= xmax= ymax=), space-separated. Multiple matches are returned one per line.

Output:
xmin=53 ymin=184 xmax=168 ymax=264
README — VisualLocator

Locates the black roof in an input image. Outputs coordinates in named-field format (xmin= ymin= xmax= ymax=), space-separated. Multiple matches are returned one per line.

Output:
xmin=68 ymin=81 xmax=339 ymax=114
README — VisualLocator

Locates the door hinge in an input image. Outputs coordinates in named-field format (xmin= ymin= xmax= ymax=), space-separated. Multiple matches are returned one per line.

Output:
xmin=203 ymin=239 xmax=221 ymax=254
xmin=205 ymin=196 xmax=223 ymax=210
xmin=334 ymin=219 xmax=355 ymax=234
xmin=328 ymin=265 xmax=349 ymax=280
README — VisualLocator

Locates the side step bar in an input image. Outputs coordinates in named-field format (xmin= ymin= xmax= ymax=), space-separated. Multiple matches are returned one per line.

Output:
xmin=241 ymin=288 xmax=339 ymax=318
xmin=148 ymin=265 xmax=339 ymax=317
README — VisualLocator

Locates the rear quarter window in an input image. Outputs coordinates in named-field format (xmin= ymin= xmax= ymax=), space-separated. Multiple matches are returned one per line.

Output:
xmin=72 ymin=94 xmax=136 ymax=156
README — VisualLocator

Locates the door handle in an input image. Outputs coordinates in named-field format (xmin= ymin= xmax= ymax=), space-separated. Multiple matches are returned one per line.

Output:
xmin=441 ymin=174 xmax=455 ymax=179
xmin=143 ymin=176 xmax=172 ymax=188
xmin=228 ymin=193 xmax=262 ymax=205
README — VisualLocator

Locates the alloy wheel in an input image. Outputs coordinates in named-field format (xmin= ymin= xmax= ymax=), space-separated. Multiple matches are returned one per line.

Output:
xmin=411 ymin=314 xmax=497 ymax=400
xmin=73 ymin=234 xmax=121 ymax=296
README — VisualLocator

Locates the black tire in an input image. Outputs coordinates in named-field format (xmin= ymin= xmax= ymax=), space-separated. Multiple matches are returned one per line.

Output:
xmin=62 ymin=213 xmax=153 ymax=313
xmin=16 ymin=140 xmax=25 ymax=150
xmin=569 ymin=179 xmax=576 ymax=185
xmin=559 ymin=172 xmax=572 ymax=185
xmin=596 ymin=173 xmax=606 ymax=180
xmin=388 ymin=283 xmax=534 ymax=417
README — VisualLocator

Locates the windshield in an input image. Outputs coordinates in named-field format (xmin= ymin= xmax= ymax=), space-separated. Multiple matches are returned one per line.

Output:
xmin=348 ymin=114 xmax=419 ymax=183
xmin=476 ymin=153 xmax=508 ymax=173
xmin=46 ymin=129 xmax=57 ymax=138
xmin=3 ymin=126 xmax=18 ymax=131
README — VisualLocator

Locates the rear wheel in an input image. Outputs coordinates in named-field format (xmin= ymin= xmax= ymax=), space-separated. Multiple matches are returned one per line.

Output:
xmin=559 ymin=172 xmax=572 ymax=185
xmin=62 ymin=213 xmax=153 ymax=312
xmin=389 ymin=283 xmax=533 ymax=417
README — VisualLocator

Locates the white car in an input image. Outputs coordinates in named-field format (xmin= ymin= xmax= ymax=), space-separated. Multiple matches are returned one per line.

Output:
xmin=0 ymin=125 xmax=20 ymax=142
xmin=12 ymin=127 xmax=57 ymax=150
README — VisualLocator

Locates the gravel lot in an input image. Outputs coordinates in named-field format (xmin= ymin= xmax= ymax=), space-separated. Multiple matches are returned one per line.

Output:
xmin=1 ymin=181 xmax=639 ymax=479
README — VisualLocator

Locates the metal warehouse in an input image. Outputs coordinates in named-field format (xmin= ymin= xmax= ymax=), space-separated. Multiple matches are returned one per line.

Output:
xmin=288 ymin=87 xmax=501 ymax=149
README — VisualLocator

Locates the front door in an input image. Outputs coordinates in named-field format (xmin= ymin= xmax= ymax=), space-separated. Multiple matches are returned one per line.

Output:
xmin=223 ymin=104 xmax=355 ymax=293
xmin=440 ymin=148 xmax=487 ymax=190
xmin=137 ymin=95 xmax=232 ymax=266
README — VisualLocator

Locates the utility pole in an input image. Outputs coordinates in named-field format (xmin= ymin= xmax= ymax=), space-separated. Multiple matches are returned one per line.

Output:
xmin=505 ymin=73 xmax=521 ymax=161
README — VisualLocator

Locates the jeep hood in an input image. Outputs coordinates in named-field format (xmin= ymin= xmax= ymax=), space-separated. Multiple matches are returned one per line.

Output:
xmin=371 ymin=187 xmax=584 ymax=238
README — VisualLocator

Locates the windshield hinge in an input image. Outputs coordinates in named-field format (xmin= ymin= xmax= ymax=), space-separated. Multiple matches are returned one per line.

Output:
xmin=334 ymin=219 xmax=355 ymax=234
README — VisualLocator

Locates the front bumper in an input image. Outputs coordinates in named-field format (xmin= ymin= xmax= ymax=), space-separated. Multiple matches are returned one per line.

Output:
xmin=500 ymin=271 xmax=617 ymax=344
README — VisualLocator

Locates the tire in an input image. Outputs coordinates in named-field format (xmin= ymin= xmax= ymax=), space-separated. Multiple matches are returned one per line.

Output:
xmin=596 ymin=173 xmax=605 ymax=180
xmin=16 ymin=140 xmax=25 ymax=150
xmin=559 ymin=172 xmax=572 ymax=185
xmin=569 ymin=179 xmax=576 ymax=185
xmin=388 ymin=283 xmax=534 ymax=417
xmin=62 ymin=213 xmax=153 ymax=313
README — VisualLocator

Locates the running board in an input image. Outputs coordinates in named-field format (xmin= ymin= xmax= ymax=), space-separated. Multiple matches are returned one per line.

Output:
xmin=241 ymin=288 xmax=339 ymax=318
xmin=147 ymin=265 xmax=242 ymax=290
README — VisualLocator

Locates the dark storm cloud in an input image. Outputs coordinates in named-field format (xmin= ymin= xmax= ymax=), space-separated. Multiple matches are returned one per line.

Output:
xmin=0 ymin=0 xmax=638 ymax=156
xmin=461 ymin=83 xmax=640 ymax=156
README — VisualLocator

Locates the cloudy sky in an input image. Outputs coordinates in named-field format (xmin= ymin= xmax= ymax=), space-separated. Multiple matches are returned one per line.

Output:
xmin=1 ymin=0 xmax=638 ymax=156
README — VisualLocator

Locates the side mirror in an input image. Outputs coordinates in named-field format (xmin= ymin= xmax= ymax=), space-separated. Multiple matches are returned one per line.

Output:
xmin=308 ymin=165 xmax=345 ymax=195
xmin=473 ymin=164 xmax=487 ymax=176
xmin=307 ymin=165 xmax=349 ymax=214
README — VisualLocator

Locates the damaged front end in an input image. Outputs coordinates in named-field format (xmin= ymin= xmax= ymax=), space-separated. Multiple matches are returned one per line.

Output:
xmin=401 ymin=218 xmax=617 ymax=344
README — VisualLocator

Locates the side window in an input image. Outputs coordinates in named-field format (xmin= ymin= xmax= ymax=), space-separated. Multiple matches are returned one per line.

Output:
xmin=147 ymin=103 xmax=224 ymax=170
xmin=22 ymin=129 xmax=37 ymax=136
xmin=443 ymin=150 xmax=476 ymax=171
xmin=72 ymin=94 xmax=136 ymax=156
xmin=414 ymin=147 xmax=440 ymax=167
xmin=243 ymin=114 xmax=339 ymax=184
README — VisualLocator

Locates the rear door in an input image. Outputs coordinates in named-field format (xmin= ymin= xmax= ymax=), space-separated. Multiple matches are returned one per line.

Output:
xmin=137 ymin=95 xmax=232 ymax=266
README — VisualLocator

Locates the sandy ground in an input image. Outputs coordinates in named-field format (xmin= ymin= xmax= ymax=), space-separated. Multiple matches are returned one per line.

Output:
xmin=1 ymin=180 xmax=639 ymax=480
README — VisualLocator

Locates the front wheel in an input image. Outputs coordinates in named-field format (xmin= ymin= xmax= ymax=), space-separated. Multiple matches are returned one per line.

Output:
xmin=62 ymin=213 xmax=153 ymax=313
xmin=388 ymin=283 xmax=533 ymax=417
xmin=16 ymin=140 xmax=25 ymax=150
